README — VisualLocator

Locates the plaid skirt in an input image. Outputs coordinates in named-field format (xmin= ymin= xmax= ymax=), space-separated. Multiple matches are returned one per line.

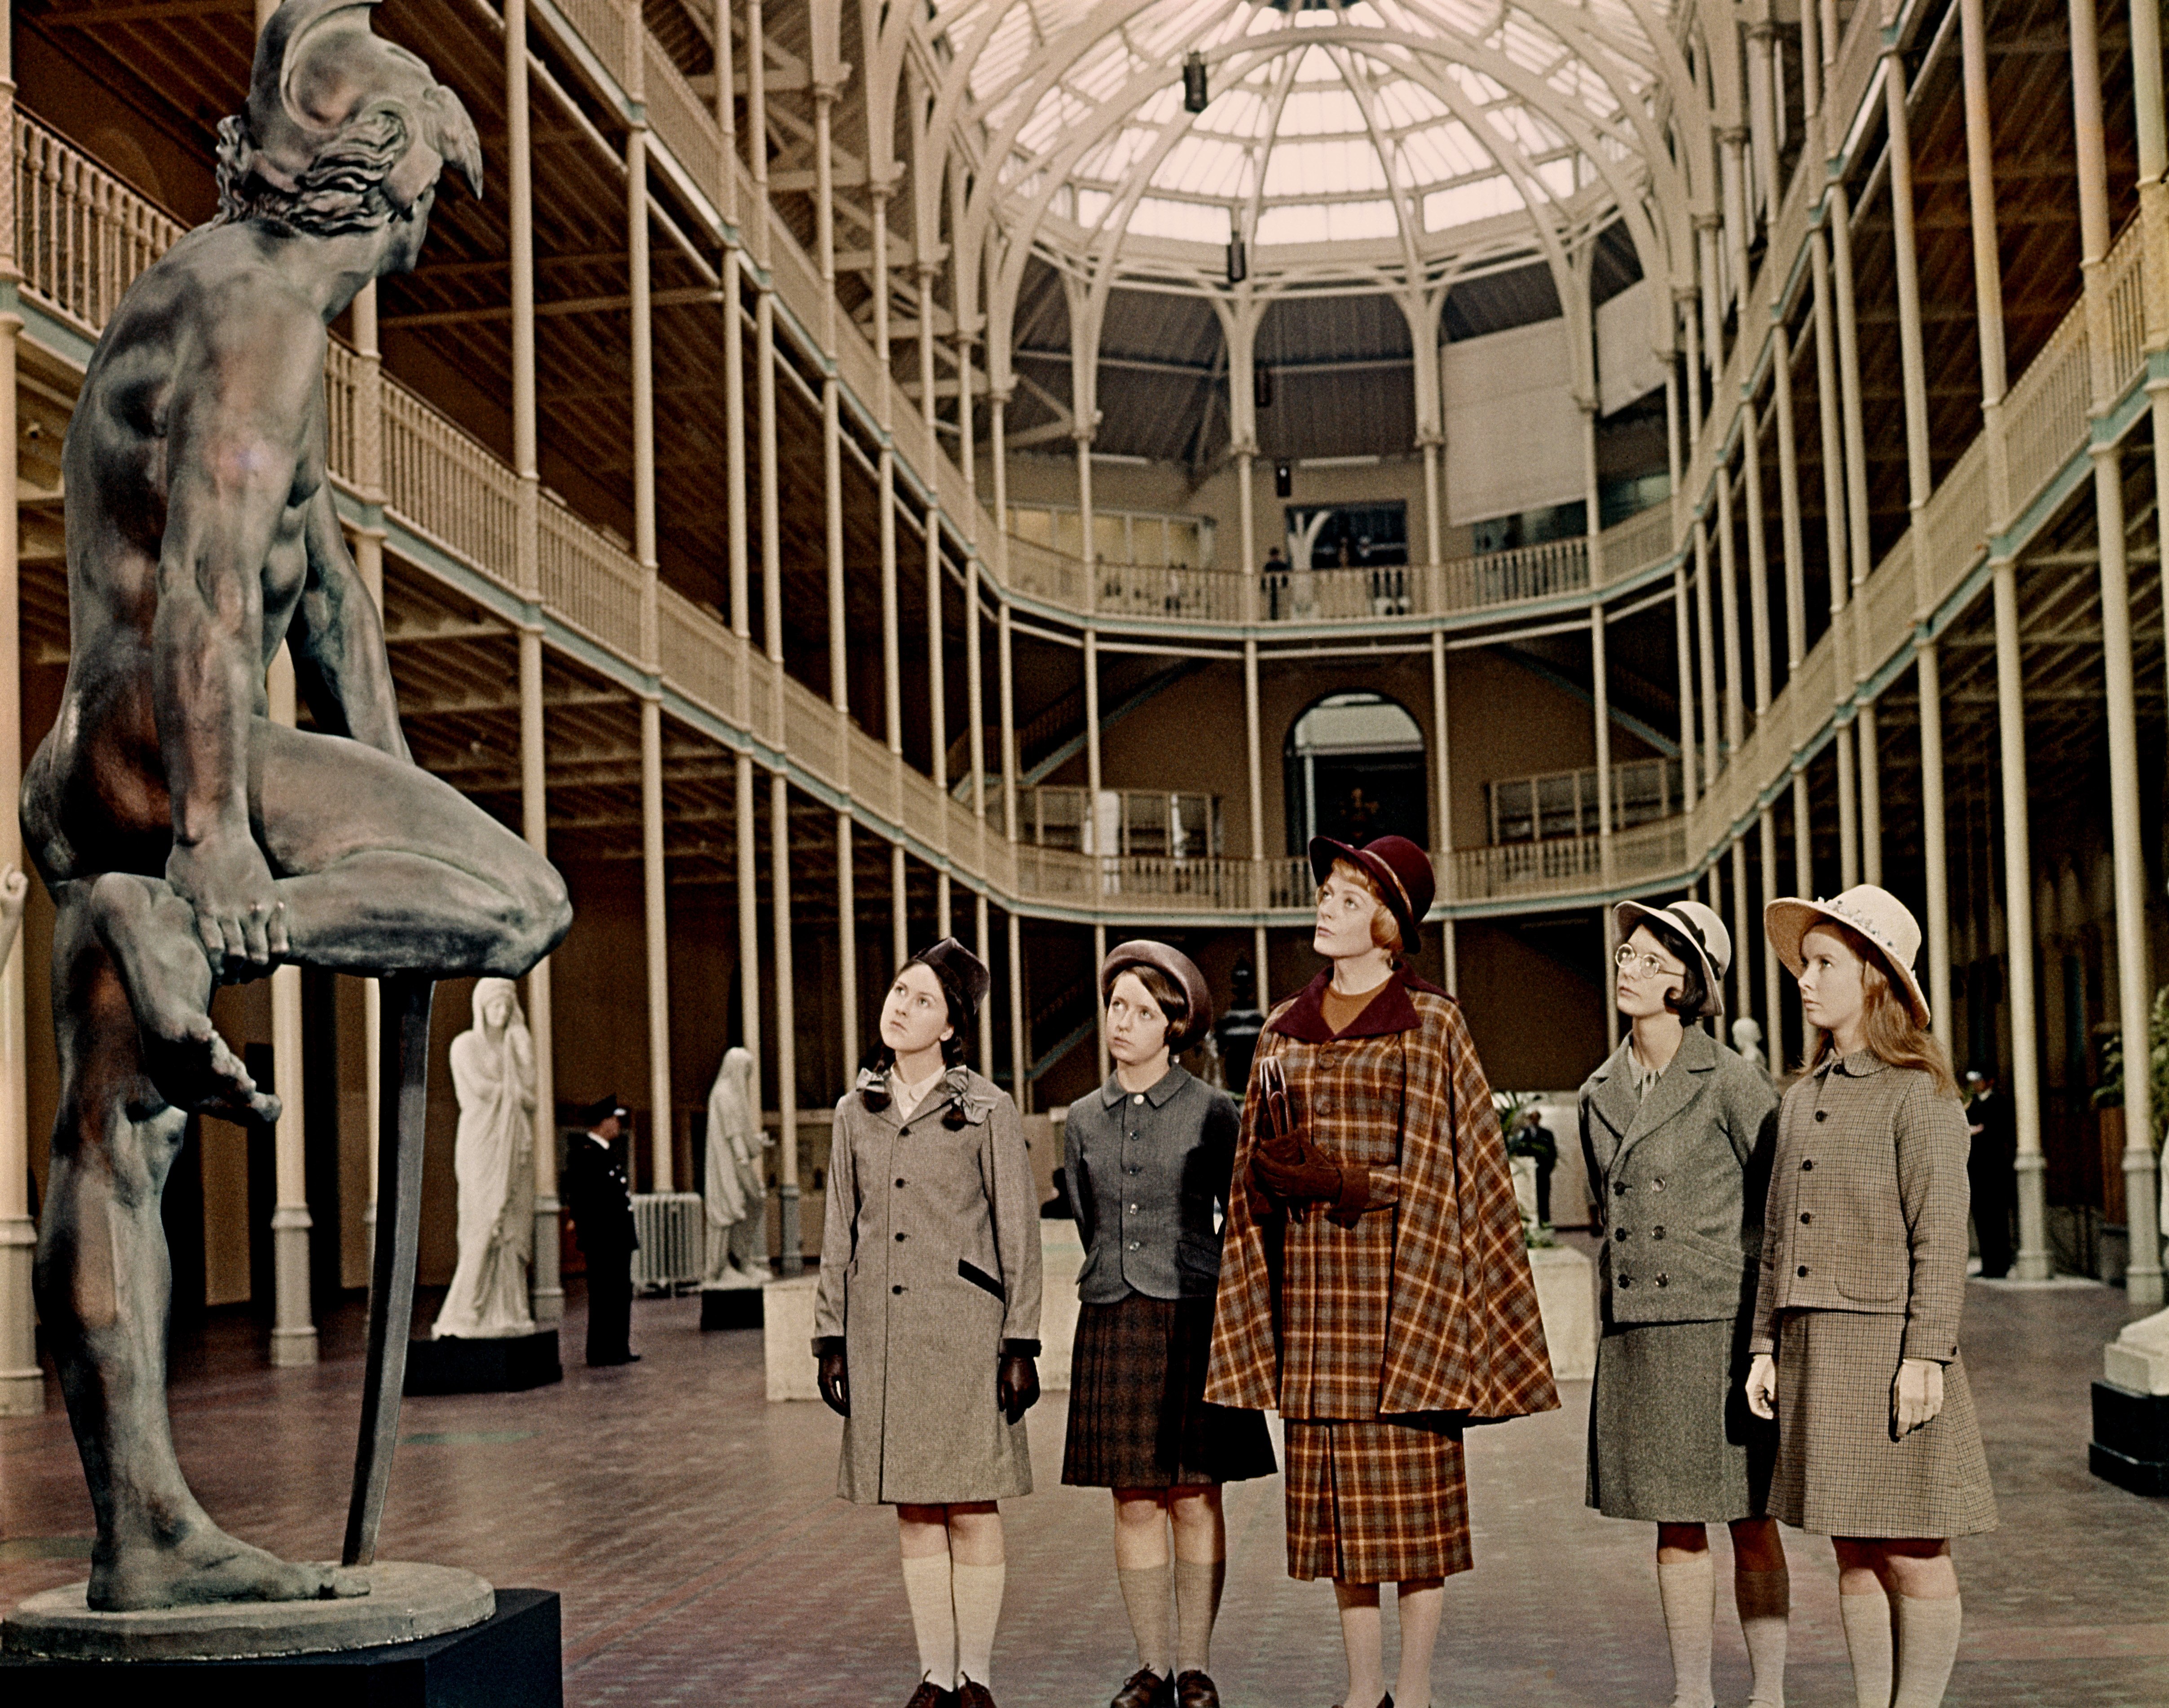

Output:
xmin=1283 ymin=1417 xmax=1472 ymax=1584
xmin=1062 ymin=1292 xmax=1278 ymax=1489
xmin=1769 ymin=1309 xmax=1998 ymax=1539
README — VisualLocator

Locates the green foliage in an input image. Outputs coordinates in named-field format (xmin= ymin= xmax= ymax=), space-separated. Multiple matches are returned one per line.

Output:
xmin=2092 ymin=984 xmax=2169 ymax=1146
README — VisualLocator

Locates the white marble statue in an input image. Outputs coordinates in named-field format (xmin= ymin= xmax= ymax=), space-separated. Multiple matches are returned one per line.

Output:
xmin=703 ymin=1046 xmax=772 ymax=1287
xmin=432 ymin=978 xmax=538 ymax=1339
xmin=1731 ymin=1015 xmax=1775 ymax=1086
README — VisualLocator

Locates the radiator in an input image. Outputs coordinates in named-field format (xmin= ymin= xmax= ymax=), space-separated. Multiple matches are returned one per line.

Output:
xmin=630 ymin=1192 xmax=706 ymax=1292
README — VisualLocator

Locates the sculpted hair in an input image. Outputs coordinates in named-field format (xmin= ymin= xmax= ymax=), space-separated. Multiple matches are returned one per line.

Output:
xmin=214 ymin=105 xmax=411 ymax=235
xmin=1321 ymin=858 xmax=1402 ymax=958
xmin=1803 ymin=919 xmax=1960 ymax=1099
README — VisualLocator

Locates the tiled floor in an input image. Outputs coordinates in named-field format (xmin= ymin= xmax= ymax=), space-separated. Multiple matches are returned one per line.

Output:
xmin=2 ymin=1266 xmax=2165 ymax=1706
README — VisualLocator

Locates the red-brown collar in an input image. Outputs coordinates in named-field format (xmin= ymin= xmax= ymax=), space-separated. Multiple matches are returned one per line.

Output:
xmin=1268 ymin=966 xmax=1447 ymax=1042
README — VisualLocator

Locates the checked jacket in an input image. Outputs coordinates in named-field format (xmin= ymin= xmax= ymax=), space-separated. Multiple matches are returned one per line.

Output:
xmin=1204 ymin=967 xmax=1558 ymax=1426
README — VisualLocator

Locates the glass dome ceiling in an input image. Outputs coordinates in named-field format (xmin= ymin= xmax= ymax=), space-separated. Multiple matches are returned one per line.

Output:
xmin=926 ymin=0 xmax=1692 ymax=296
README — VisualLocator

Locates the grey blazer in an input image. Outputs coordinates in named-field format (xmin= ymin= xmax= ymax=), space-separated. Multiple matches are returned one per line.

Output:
xmin=1063 ymin=1065 xmax=1240 ymax=1305
xmin=1578 ymin=1026 xmax=1780 ymax=1325
xmin=1751 ymin=1050 xmax=1969 ymax=1364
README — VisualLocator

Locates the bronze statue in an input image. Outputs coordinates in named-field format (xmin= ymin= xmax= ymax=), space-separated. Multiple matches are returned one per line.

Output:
xmin=23 ymin=0 xmax=569 ymax=1612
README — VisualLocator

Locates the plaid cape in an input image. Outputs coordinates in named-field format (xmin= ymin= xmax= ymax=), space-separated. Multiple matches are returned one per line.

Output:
xmin=1204 ymin=968 xmax=1559 ymax=1426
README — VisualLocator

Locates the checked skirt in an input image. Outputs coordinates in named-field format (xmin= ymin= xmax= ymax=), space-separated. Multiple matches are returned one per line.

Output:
xmin=1283 ymin=1415 xmax=1472 ymax=1584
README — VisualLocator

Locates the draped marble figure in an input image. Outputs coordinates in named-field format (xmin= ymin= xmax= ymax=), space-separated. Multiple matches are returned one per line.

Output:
xmin=703 ymin=1046 xmax=770 ymax=1286
xmin=433 ymin=978 xmax=537 ymax=1338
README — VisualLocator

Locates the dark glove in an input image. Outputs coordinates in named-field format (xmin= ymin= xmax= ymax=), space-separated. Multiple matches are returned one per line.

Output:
xmin=813 ymin=1336 xmax=850 ymax=1418
xmin=1251 ymin=1137 xmax=1343 ymax=1206
xmin=997 ymin=1341 xmax=1040 ymax=1424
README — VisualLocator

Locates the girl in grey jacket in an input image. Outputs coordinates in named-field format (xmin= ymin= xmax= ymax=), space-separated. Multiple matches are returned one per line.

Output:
xmin=1579 ymin=898 xmax=1787 ymax=1708
xmin=812 ymin=939 xmax=1042 ymax=1708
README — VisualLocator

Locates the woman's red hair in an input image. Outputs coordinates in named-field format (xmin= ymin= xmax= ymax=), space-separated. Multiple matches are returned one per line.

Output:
xmin=1801 ymin=919 xmax=1960 ymax=1099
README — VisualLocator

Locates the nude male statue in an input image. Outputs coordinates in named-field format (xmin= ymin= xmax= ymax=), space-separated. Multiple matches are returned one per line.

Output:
xmin=23 ymin=0 xmax=569 ymax=1610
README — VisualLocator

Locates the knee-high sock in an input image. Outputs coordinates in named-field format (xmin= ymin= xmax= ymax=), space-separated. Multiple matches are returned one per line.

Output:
xmin=952 ymin=1560 xmax=1007 ymax=1688
xmin=1838 ymin=1590 xmax=1896 ymax=1708
xmin=1735 ymin=1566 xmax=1790 ymax=1708
xmin=1656 ymin=1556 xmax=1717 ymax=1708
xmin=1118 ymin=1563 xmax=1173 ymax=1676
xmin=1891 ymin=1595 xmax=1962 ymax=1708
xmin=1392 ymin=1582 xmax=1445 ymax=1708
xmin=900 ymin=1554 xmax=958 ymax=1690
xmin=1173 ymin=1558 xmax=1223 ymax=1676
xmin=1336 ymin=1593 xmax=1386 ymax=1708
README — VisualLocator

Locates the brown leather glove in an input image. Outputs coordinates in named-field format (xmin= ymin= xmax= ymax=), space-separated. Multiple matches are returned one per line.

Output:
xmin=997 ymin=1340 xmax=1040 ymax=1424
xmin=1252 ymin=1139 xmax=1343 ymax=1206
xmin=813 ymin=1336 xmax=849 ymax=1418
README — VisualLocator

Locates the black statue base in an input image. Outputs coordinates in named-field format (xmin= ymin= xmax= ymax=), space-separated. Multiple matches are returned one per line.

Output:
xmin=2090 ymin=1379 xmax=2169 ymax=1496
xmin=0 ymin=1589 xmax=560 ymax=1708
xmin=403 ymin=1330 xmax=562 ymax=1395
xmin=700 ymin=1286 xmax=764 ymax=1331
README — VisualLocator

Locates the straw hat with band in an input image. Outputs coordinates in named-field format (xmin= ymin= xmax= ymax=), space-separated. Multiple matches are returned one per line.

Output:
xmin=1763 ymin=885 xmax=1930 ymax=1028
xmin=1099 ymin=940 xmax=1213 ymax=1054
xmin=1612 ymin=898 xmax=1732 ymax=1020
xmin=1307 ymin=833 xmax=1435 ymax=949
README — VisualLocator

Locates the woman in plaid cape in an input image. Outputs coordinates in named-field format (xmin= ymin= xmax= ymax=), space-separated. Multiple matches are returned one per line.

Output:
xmin=1205 ymin=834 xmax=1556 ymax=1708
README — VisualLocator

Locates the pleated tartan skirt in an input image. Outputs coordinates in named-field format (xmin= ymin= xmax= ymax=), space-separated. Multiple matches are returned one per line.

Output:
xmin=1769 ymin=1308 xmax=1998 ymax=1539
xmin=1062 ymin=1292 xmax=1278 ymax=1490
xmin=1283 ymin=1416 xmax=1472 ymax=1585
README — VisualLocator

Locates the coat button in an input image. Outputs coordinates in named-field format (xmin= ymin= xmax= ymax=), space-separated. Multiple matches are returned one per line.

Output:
xmin=1133 ymin=1094 xmax=1146 ymax=1104
xmin=895 ymin=1231 xmax=906 ymax=1241
xmin=1653 ymin=1178 xmax=1666 ymax=1192
xmin=1128 ymin=1240 xmax=1141 ymax=1251
xmin=1619 ymin=1275 xmax=1634 ymax=1288
xmin=896 ymin=1177 xmax=907 ymax=1187
xmin=1615 ymin=1227 xmax=1629 ymax=1241
xmin=1797 ymin=1265 xmax=1808 ymax=1278
xmin=1815 ymin=1110 xmax=1828 ymax=1122
xmin=893 ymin=1284 xmax=905 ymax=1294
xmin=1652 ymin=1227 xmax=1666 ymax=1240
xmin=1801 ymin=1159 xmax=1815 ymax=1172
xmin=1800 ymin=1212 xmax=1812 ymax=1225
xmin=1129 ymin=1203 xmax=1140 ymax=1213
xmin=1655 ymin=1274 xmax=1669 ymax=1287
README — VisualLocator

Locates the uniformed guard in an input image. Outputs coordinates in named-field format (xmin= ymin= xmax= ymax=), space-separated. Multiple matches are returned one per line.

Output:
xmin=562 ymin=1094 xmax=639 ymax=1367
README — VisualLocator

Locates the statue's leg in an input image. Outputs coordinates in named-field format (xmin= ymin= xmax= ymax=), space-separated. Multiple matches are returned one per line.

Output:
xmin=36 ymin=886 xmax=362 ymax=1610
xmin=91 ymin=724 xmax=569 ymax=1117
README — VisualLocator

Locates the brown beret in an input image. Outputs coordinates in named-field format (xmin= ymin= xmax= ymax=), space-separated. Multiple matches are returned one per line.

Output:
xmin=1100 ymin=940 xmax=1212 ymax=1053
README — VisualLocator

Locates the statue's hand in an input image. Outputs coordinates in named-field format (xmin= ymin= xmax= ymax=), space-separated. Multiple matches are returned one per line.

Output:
xmin=0 ymin=865 xmax=26 ymax=922
xmin=166 ymin=833 xmax=287 ymax=975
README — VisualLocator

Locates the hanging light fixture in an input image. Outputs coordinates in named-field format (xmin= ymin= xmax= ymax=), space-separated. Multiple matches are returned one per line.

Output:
xmin=1183 ymin=49 xmax=1209 ymax=112
xmin=1226 ymin=236 xmax=1247 ymax=284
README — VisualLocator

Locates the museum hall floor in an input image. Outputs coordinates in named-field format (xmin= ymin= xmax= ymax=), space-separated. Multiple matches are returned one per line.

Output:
xmin=3 ymin=1265 xmax=2165 ymax=1706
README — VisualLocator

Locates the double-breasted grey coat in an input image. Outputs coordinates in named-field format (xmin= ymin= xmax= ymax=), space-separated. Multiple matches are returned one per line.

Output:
xmin=1579 ymin=1026 xmax=1780 ymax=1324
xmin=813 ymin=1064 xmax=1044 ymax=1506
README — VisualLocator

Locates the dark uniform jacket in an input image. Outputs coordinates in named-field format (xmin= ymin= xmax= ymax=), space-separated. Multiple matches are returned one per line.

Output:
xmin=1577 ymin=1027 xmax=1779 ymax=1325
xmin=562 ymin=1133 xmax=638 ymax=1258
xmin=1063 ymin=1064 xmax=1240 ymax=1304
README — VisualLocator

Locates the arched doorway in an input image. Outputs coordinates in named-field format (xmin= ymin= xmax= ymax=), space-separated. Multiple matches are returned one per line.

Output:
xmin=1283 ymin=691 xmax=1428 ymax=853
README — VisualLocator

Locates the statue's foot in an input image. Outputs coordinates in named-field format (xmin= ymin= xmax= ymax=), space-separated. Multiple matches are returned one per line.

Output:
xmin=89 ymin=874 xmax=280 ymax=1124
xmin=89 ymin=1524 xmax=367 ymax=1612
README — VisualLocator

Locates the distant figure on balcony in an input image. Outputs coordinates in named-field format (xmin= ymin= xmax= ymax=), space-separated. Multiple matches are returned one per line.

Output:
xmin=1261 ymin=545 xmax=1289 ymax=618
xmin=22 ymin=0 xmax=571 ymax=1609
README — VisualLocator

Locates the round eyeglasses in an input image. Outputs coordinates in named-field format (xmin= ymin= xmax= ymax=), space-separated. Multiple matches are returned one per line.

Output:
xmin=1614 ymin=944 xmax=1684 ymax=977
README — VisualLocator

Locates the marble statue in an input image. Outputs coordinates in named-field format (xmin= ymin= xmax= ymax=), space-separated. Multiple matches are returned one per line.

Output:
xmin=21 ymin=0 xmax=569 ymax=1612
xmin=433 ymin=979 xmax=538 ymax=1338
xmin=703 ymin=1046 xmax=771 ymax=1287
xmin=1731 ymin=1015 xmax=1775 ymax=1085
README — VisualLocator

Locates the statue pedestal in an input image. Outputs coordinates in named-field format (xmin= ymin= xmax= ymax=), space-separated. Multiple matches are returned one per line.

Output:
xmin=2090 ymin=1381 xmax=2169 ymax=1495
xmin=403 ymin=1330 xmax=561 ymax=1395
xmin=0 ymin=1584 xmax=557 ymax=1707
xmin=700 ymin=1285 xmax=764 ymax=1331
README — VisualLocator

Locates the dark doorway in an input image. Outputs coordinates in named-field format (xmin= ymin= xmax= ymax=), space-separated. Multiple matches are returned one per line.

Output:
xmin=1283 ymin=690 xmax=1429 ymax=854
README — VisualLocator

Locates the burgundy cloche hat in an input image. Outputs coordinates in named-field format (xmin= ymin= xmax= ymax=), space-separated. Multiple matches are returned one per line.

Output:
xmin=1308 ymin=833 xmax=1435 ymax=946
xmin=1100 ymin=940 xmax=1214 ymax=1053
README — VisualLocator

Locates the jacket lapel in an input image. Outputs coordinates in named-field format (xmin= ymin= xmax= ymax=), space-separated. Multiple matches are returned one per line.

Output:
xmin=1583 ymin=1043 xmax=1640 ymax=1173
xmin=1618 ymin=1025 xmax=1717 ymax=1156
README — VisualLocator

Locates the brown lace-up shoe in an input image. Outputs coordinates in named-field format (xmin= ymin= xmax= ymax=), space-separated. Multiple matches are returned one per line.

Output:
xmin=1173 ymin=1670 xmax=1221 ymax=1708
xmin=904 ymin=1681 xmax=956 ymax=1708
xmin=955 ymin=1681 xmax=999 ymax=1708
xmin=1111 ymin=1667 xmax=1174 ymax=1708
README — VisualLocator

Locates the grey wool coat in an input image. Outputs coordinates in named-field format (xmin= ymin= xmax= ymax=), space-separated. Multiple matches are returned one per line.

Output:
xmin=1578 ymin=1027 xmax=1781 ymax=1324
xmin=813 ymin=1064 xmax=1044 ymax=1505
